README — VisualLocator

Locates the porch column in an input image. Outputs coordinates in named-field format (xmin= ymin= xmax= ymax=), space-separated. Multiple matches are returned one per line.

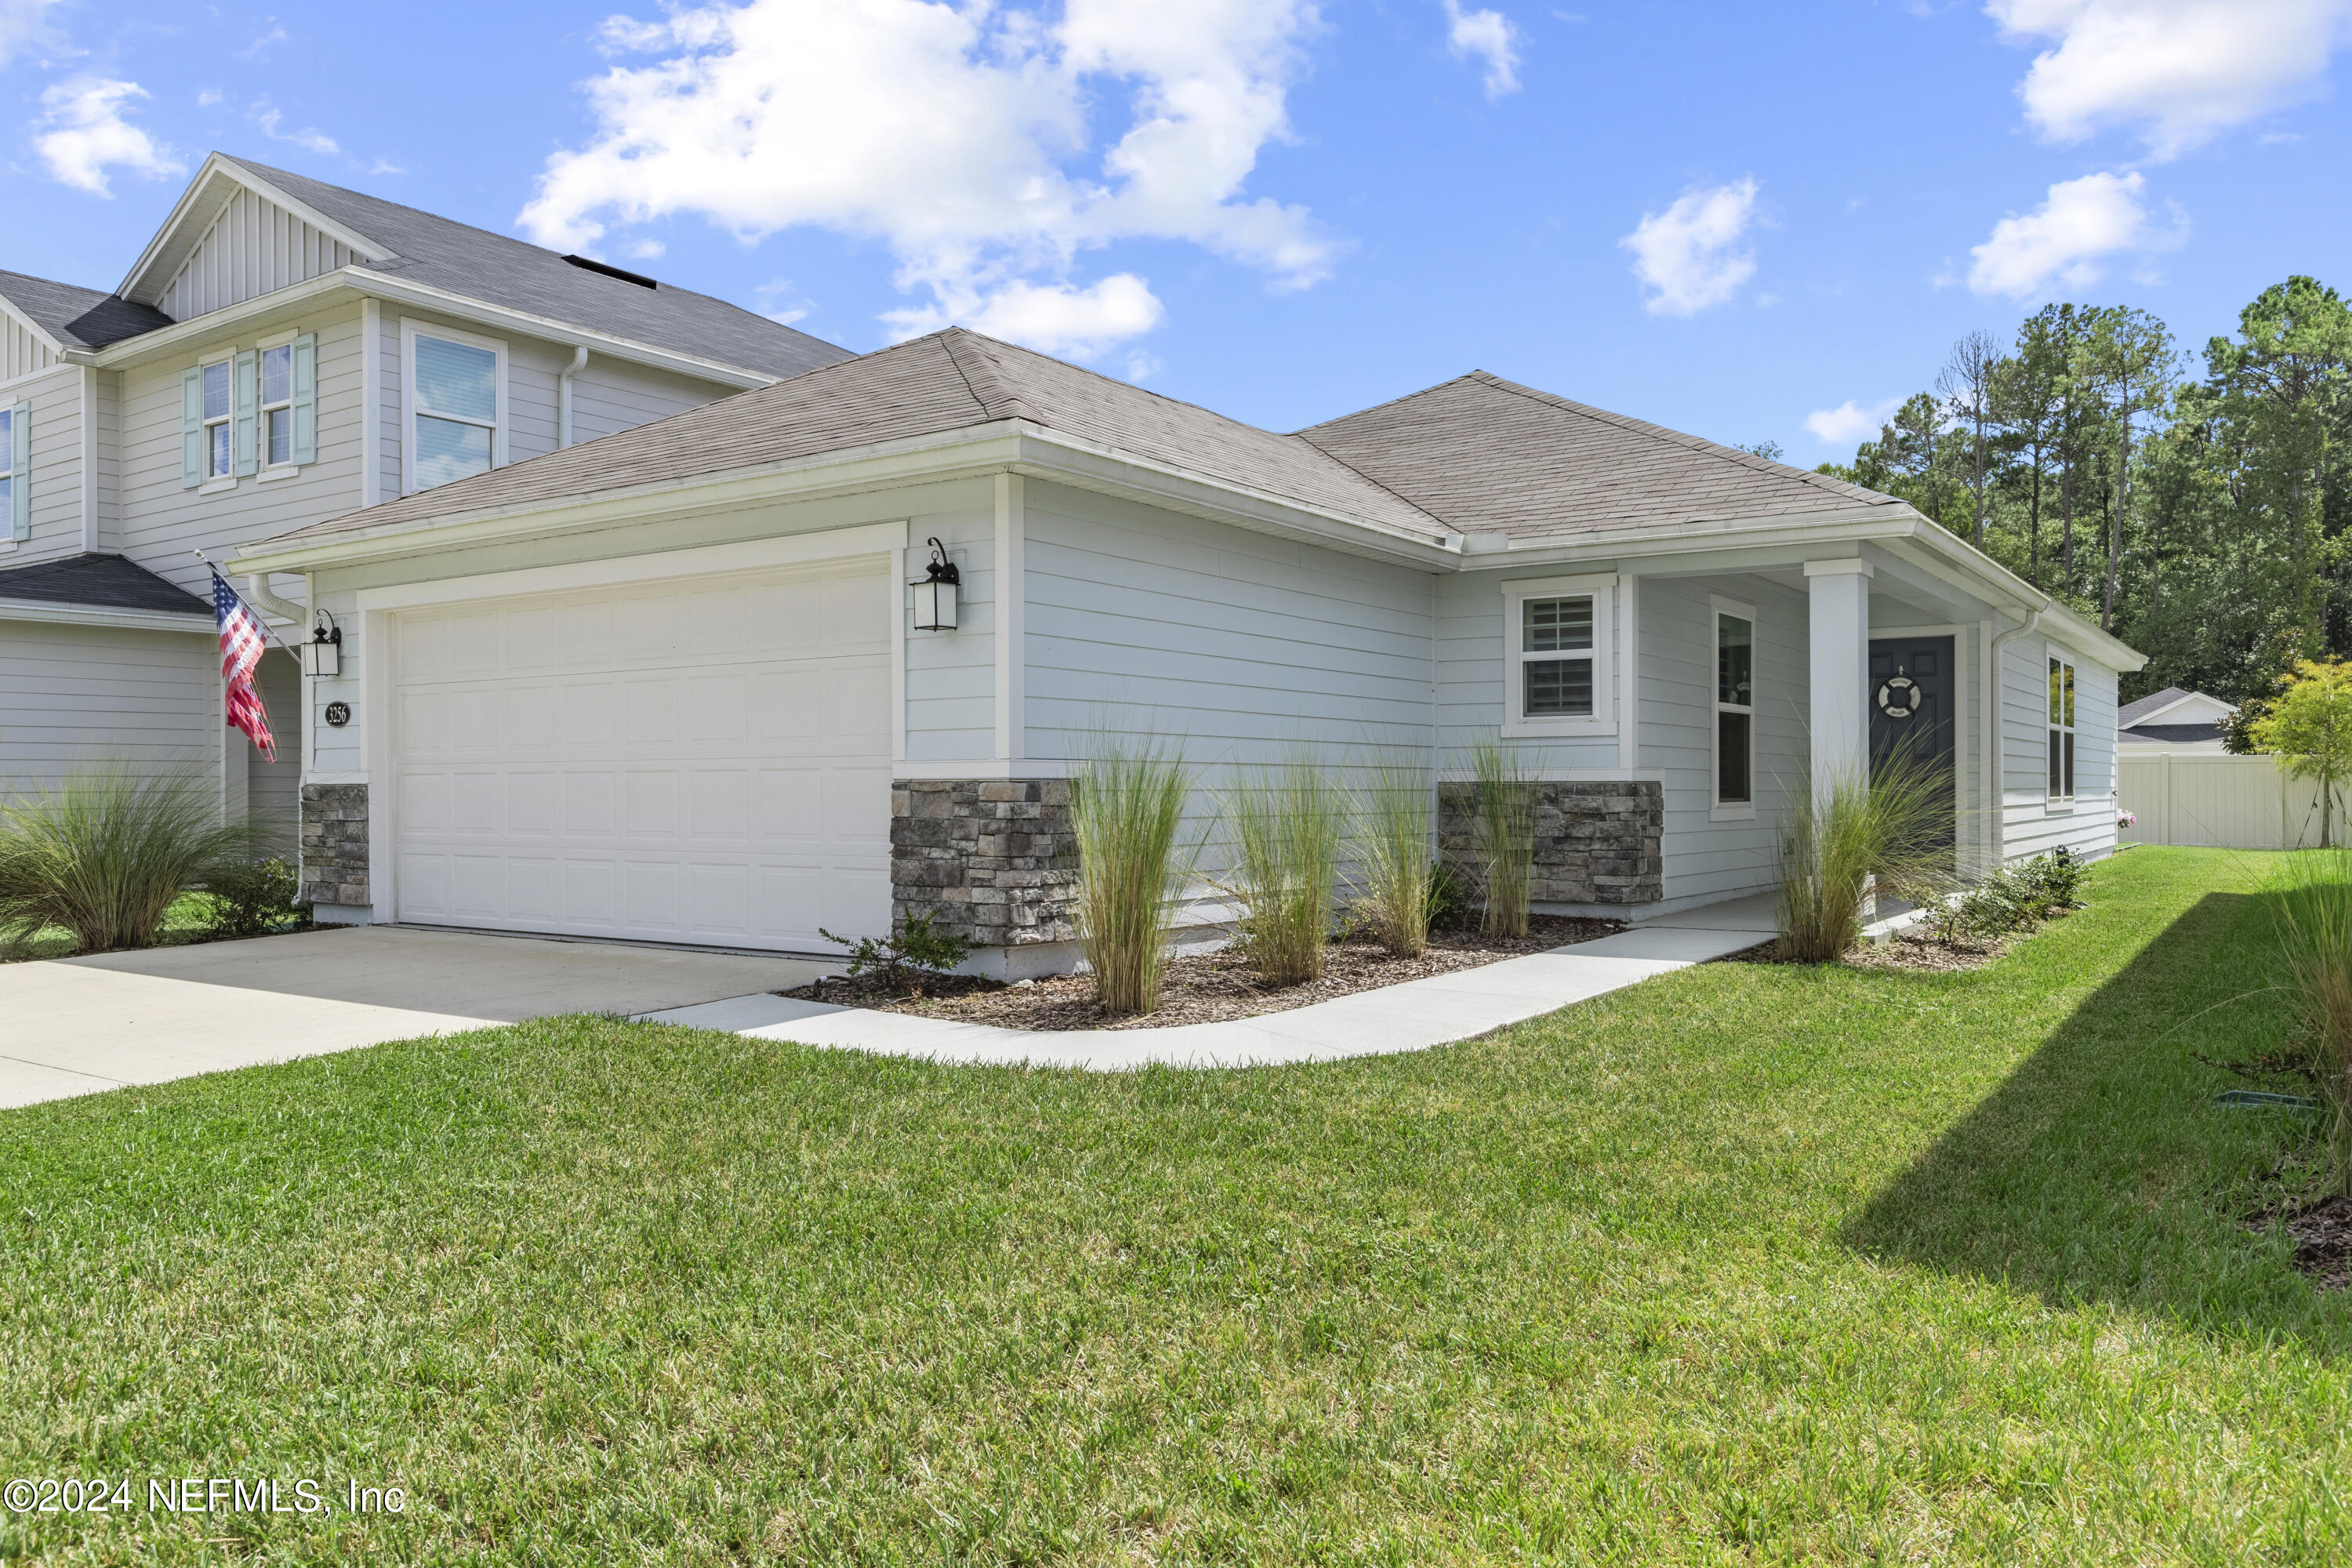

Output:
xmin=1804 ymin=559 xmax=1872 ymax=804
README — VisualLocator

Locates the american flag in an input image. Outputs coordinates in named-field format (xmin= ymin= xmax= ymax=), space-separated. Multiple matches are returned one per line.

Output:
xmin=209 ymin=568 xmax=277 ymax=762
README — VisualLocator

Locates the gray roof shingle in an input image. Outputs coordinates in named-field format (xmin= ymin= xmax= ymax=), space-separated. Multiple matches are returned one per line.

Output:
xmin=2117 ymin=685 xmax=2230 ymax=728
xmin=1295 ymin=371 xmax=1900 ymax=539
xmin=0 ymin=268 xmax=176 ymax=351
xmin=0 ymin=552 xmax=212 ymax=614
xmin=227 ymin=158 xmax=852 ymax=381
xmin=258 ymin=328 xmax=1451 ymax=546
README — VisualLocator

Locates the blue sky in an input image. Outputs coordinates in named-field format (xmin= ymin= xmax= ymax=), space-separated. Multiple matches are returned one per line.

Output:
xmin=5 ymin=1 xmax=2349 ymax=460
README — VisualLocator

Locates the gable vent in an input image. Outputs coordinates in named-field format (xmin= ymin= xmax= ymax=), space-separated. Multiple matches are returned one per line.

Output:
xmin=561 ymin=254 xmax=658 ymax=289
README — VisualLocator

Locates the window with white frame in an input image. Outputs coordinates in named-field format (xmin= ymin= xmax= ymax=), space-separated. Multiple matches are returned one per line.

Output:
xmin=200 ymin=358 xmax=233 ymax=481
xmin=260 ymin=342 xmax=295 ymax=467
xmin=1502 ymin=575 xmax=1614 ymax=735
xmin=0 ymin=405 xmax=13 ymax=514
xmin=405 ymin=325 xmax=503 ymax=492
xmin=1715 ymin=603 xmax=1755 ymax=811
xmin=2047 ymin=650 xmax=2077 ymax=803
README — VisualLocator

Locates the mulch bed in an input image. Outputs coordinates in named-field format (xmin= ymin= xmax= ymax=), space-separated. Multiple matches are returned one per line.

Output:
xmin=2247 ymin=1195 xmax=2352 ymax=1292
xmin=776 ymin=914 xmax=1624 ymax=1032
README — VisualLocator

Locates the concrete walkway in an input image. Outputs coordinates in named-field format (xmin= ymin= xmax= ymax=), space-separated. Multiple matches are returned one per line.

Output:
xmin=0 ymin=926 xmax=826 ymax=1109
xmin=641 ymin=893 xmax=1780 ymax=1072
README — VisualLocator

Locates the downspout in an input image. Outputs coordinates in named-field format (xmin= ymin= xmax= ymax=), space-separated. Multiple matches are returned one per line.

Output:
xmin=1984 ymin=601 xmax=2047 ymax=875
xmin=557 ymin=346 xmax=589 ymax=449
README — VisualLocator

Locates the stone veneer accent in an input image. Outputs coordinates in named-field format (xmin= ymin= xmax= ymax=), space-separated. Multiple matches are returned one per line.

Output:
xmin=891 ymin=779 xmax=1079 ymax=949
xmin=299 ymin=782 xmax=370 ymax=908
xmin=1439 ymin=779 xmax=1664 ymax=906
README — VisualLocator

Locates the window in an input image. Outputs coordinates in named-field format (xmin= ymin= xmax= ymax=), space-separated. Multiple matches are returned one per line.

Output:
xmin=1715 ymin=602 xmax=1755 ymax=814
xmin=260 ymin=343 xmax=294 ymax=467
xmin=1503 ymin=575 xmax=1615 ymax=736
xmin=201 ymin=359 xmax=233 ymax=480
xmin=405 ymin=324 xmax=503 ymax=492
xmin=1 ymin=399 xmax=22 ymax=544
xmin=2048 ymin=651 xmax=2077 ymax=803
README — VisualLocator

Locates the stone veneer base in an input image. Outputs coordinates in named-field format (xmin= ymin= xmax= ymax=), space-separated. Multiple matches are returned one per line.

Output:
xmin=891 ymin=779 xmax=1080 ymax=957
xmin=299 ymin=782 xmax=371 ymax=910
xmin=1439 ymin=779 xmax=1665 ymax=906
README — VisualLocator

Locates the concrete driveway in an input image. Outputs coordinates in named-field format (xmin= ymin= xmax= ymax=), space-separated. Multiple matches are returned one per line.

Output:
xmin=0 ymin=926 xmax=827 ymax=1109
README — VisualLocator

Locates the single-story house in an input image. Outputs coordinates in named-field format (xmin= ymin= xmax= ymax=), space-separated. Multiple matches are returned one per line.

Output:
xmin=2118 ymin=686 xmax=2234 ymax=753
xmin=229 ymin=328 xmax=2143 ymax=975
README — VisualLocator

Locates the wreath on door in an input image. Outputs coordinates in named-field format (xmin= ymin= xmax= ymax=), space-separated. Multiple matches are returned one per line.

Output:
xmin=1876 ymin=675 xmax=1919 ymax=720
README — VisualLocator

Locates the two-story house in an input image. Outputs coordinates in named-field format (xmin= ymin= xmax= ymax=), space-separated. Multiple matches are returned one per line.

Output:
xmin=0 ymin=152 xmax=849 ymax=848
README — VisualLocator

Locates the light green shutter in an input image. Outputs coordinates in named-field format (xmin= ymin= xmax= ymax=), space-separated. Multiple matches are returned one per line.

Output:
xmin=232 ymin=350 xmax=259 ymax=477
xmin=8 ymin=401 xmax=27 ymax=541
xmin=181 ymin=368 xmax=204 ymax=488
xmin=289 ymin=332 xmax=317 ymax=466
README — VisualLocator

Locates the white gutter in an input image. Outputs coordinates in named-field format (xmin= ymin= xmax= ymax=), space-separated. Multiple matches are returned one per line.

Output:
xmin=557 ymin=346 xmax=589 ymax=448
xmin=242 ymin=573 xmax=307 ymax=627
xmin=0 ymin=597 xmax=212 ymax=633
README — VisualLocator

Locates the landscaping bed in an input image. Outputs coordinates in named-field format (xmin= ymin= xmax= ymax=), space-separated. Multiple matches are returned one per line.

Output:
xmin=781 ymin=913 xmax=1624 ymax=1030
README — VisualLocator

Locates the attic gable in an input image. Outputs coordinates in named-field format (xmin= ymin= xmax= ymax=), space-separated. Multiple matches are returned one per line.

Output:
xmin=118 ymin=153 xmax=393 ymax=310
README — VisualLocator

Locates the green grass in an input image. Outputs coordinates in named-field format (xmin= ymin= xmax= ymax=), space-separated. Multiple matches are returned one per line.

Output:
xmin=3 ymin=848 xmax=2349 ymax=1563
xmin=2 ymin=891 xmax=216 ymax=962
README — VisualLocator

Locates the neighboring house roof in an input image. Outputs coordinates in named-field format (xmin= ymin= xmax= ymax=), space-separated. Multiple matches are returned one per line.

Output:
xmin=2118 ymin=685 xmax=2236 ymax=728
xmin=0 ymin=552 xmax=211 ymax=613
xmin=0 ymin=268 xmax=176 ymax=352
xmin=2119 ymin=724 xmax=2227 ymax=746
xmin=193 ymin=158 xmax=851 ymax=381
xmin=1294 ymin=371 xmax=1900 ymax=540
xmin=259 ymin=328 xmax=1454 ymax=546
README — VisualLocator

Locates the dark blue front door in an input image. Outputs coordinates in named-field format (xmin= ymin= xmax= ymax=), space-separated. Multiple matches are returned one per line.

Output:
xmin=1869 ymin=635 xmax=1956 ymax=849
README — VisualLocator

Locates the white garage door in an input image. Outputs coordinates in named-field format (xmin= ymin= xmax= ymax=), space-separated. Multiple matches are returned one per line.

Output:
xmin=392 ymin=558 xmax=892 ymax=951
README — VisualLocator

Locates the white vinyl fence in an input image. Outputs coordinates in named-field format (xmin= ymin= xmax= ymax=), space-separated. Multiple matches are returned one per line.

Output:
xmin=2119 ymin=753 xmax=2336 ymax=850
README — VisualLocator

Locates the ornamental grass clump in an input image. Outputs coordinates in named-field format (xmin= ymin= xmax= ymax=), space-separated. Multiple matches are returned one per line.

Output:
xmin=1222 ymin=757 xmax=1346 ymax=986
xmin=1069 ymin=742 xmax=1195 ymax=1016
xmin=2266 ymin=848 xmax=2352 ymax=1199
xmin=0 ymin=762 xmax=260 ymax=955
xmin=1775 ymin=754 xmax=1953 ymax=964
xmin=1467 ymin=739 xmax=1537 ymax=938
xmin=1351 ymin=757 xmax=1438 ymax=957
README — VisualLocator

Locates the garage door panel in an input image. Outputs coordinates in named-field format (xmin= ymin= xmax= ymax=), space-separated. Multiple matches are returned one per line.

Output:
xmin=396 ymin=558 xmax=892 ymax=952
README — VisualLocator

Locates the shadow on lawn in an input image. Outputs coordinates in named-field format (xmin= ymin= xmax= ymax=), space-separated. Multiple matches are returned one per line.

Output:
xmin=1846 ymin=887 xmax=2352 ymax=1341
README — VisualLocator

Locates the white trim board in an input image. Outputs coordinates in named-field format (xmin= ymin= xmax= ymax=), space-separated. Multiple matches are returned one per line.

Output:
xmin=353 ymin=520 xmax=911 ymax=612
xmin=0 ymin=597 xmax=212 ymax=633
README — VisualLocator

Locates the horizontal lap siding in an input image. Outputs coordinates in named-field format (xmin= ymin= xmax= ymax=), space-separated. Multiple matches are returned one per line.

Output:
xmin=247 ymin=648 xmax=302 ymax=849
xmin=160 ymin=188 xmax=358 ymax=318
xmin=1436 ymin=571 xmax=1618 ymax=770
xmin=1641 ymin=575 xmax=1809 ymax=903
xmin=0 ymin=620 xmax=216 ymax=794
xmin=8 ymin=368 xmax=86 ymax=566
xmin=2000 ymin=637 xmax=2120 ymax=862
xmin=563 ymin=361 xmax=712 ymax=448
xmin=1024 ymin=485 xmax=1436 ymax=777
xmin=116 ymin=304 xmax=365 ymax=601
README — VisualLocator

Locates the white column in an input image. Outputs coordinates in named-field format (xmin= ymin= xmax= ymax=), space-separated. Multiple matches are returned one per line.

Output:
xmin=1805 ymin=559 xmax=1872 ymax=804
xmin=1617 ymin=572 xmax=1640 ymax=771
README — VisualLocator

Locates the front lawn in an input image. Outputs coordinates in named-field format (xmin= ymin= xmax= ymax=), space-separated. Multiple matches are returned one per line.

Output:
xmin=4 ymin=848 xmax=2347 ymax=1563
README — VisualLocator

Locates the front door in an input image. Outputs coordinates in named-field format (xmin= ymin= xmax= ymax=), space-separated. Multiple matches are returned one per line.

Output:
xmin=1869 ymin=634 xmax=1956 ymax=849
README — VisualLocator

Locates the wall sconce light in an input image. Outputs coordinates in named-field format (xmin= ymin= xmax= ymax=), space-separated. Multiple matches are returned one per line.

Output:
xmin=911 ymin=537 xmax=960 ymax=631
xmin=299 ymin=609 xmax=343 ymax=677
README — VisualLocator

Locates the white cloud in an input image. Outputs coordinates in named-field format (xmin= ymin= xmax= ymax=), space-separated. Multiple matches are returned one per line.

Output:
xmin=884 ymin=273 xmax=1163 ymax=359
xmin=1620 ymin=177 xmax=1759 ymax=316
xmin=1443 ymin=0 xmax=1521 ymax=96
xmin=520 ymin=0 xmax=1329 ymax=360
xmin=252 ymin=104 xmax=338 ymax=155
xmin=1805 ymin=398 xmax=1898 ymax=447
xmin=1965 ymin=169 xmax=2184 ymax=296
xmin=36 ymin=78 xmax=183 ymax=196
xmin=238 ymin=23 xmax=289 ymax=60
xmin=0 ymin=0 xmax=65 ymax=69
xmin=1987 ymin=0 xmax=2352 ymax=158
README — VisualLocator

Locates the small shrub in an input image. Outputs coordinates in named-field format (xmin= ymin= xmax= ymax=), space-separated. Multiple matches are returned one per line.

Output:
xmin=1466 ymin=739 xmax=1537 ymax=938
xmin=1223 ymin=756 xmax=1345 ymax=985
xmin=0 ymin=763 xmax=260 ymax=954
xmin=1351 ymin=757 xmax=1438 ymax=957
xmin=1426 ymin=862 xmax=1472 ymax=933
xmin=1069 ymin=742 xmax=1196 ymax=1015
xmin=818 ymin=913 xmax=972 ymax=995
xmin=1927 ymin=850 xmax=2087 ymax=946
xmin=194 ymin=855 xmax=308 ymax=938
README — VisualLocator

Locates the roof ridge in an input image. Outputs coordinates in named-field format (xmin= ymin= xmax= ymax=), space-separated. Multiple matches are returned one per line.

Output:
xmin=1464 ymin=371 xmax=1896 ymax=507
xmin=937 ymin=328 xmax=1038 ymax=423
xmin=1291 ymin=372 xmax=1490 ymax=437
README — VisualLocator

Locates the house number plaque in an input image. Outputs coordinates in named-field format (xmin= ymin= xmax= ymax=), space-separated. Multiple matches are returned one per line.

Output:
xmin=324 ymin=701 xmax=352 ymax=728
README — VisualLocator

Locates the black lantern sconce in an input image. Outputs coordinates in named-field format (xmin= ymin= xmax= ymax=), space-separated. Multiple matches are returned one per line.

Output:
xmin=911 ymin=537 xmax=960 ymax=632
xmin=299 ymin=608 xmax=343 ymax=677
